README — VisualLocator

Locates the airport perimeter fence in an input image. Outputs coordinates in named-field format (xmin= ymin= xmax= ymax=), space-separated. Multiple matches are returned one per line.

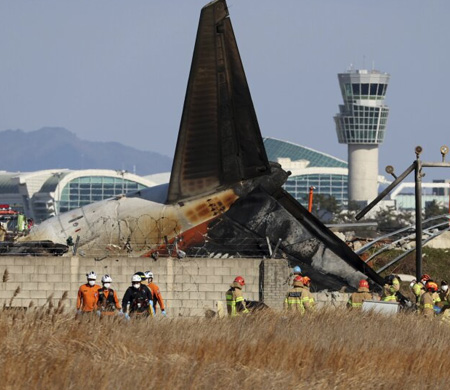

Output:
xmin=0 ymin=235 xmax=287 ymax=260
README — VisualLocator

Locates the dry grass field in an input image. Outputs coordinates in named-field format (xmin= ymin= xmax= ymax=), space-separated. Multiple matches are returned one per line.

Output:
xmin=0 ymin=296 xmax=449 ymax=390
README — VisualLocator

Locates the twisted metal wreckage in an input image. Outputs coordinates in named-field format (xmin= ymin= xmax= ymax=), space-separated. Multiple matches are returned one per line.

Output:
xmin=15 ymin=0 xmax=385 ymax=291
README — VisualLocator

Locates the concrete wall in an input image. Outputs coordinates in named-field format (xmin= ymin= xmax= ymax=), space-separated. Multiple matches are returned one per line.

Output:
xmin=0 ymin=256 xmax=350 ymax=316
xmin=0 ymin=256 xmax=262 ymax=316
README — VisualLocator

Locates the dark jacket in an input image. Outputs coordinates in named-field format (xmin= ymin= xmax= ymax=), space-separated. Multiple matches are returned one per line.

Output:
xmin=122 ymin=284 xmax=153 ymax=314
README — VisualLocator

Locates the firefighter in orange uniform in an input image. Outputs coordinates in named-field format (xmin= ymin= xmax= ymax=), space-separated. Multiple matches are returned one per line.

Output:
xmin=77 ymin=271 xmax=101 ymax=314
xmin=97 ymin=274 xmax=121 ymax=316
xmin=145 ymin=271 xmax=166 ymax=316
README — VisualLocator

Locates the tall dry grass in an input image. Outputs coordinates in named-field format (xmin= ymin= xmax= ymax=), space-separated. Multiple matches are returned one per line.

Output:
xmin=0 ymin=303 xmax=448 ymax=389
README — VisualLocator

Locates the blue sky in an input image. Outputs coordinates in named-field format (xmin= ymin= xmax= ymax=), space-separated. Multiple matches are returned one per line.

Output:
xmin=1 ymin=0 xmax=449 ymax=179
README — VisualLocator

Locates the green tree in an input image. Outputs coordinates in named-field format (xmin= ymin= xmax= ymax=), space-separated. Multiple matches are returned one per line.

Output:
xmin=312 ymin=194 xmax=341 ymax=223
xmin=424 ymin=200 xmax=446 ymax=220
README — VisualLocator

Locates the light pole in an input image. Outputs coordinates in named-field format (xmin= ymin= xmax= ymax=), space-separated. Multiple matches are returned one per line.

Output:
xmin=356 ymin=145 xmax=450 ymax=281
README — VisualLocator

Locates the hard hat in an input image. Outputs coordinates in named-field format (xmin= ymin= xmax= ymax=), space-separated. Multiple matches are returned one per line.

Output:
xmin=131 ymin=274 xmax=142 ymax=283
xmin=421 ymin=274 xmax=431 ymax=282
xmin=144 ymin=271 xmax=153 ymax=280
xmin=294 ymin=275 xmax=303 ymax=282
xmin=426 ymin=281 xmax=438 ymax=292
xmin=134 ymin=271 xmax=146 ymax=281
xmin=86 ymin=271 xmax=97 ymax=280
xmin=302 ymin=276 xmax=311 ymax=286
xmin=385 ymin=275 xmax=397 ymax=285
xmin=234 ymin=276 xmax=245 ymax=286
xmin=101 ymin=274 xmax=112 ymax=283
xmin=293 ymin=265 xmax=302 ymax=274
xmin=359 ymin=279 xmax=369 ymax=289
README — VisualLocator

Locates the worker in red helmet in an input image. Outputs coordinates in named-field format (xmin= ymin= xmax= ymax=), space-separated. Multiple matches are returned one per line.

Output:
xmin=284 ymin=275 xmax=304 ymax=312
xmin=347 ymin=279 xmax=373 ymax=309
xmin=420 ymin=281 xmax=440 ymax=318
xmin=225 ymin=276 xmax=249 ymax=317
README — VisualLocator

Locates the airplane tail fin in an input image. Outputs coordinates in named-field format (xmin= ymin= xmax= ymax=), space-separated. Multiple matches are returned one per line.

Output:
xmin=166 ymin=0 xmax=270 ymax=204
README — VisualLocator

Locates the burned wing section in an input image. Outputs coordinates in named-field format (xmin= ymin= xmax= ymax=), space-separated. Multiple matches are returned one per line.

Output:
xmin=167 ymin=0 xmax=270 ymax=204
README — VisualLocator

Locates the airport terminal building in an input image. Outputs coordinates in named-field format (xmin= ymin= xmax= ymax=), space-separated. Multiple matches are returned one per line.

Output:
xmin=263 ymin=137 xmax=349 ymax=207
xmin=0 ymin=169 xmax=162 ymax=223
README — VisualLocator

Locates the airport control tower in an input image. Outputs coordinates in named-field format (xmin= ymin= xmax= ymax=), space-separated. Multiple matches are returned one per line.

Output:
xmin=334 ymin=68 xmax=390 ymax=204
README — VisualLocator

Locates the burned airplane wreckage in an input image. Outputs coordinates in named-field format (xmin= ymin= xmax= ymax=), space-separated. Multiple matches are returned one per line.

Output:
xmin=18 ymin=0 xmax=384 ymax=290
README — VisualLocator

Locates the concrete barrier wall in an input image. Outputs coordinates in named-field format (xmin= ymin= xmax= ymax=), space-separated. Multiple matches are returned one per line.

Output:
xmin=0 ymin=256 xmax=262 ymax=316
xmin=0 ymin=256 xmax=351 ymax=316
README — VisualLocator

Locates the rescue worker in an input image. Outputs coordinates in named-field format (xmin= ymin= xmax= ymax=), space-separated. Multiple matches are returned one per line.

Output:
xmin=382 ymin=275 xmax=400 ymax=302
xmin=301 ymin=276 xmax=315 ymax=312
xmin=420 ymin=280 xmax=439 ymax=318
xmin=412 ymin=274 xmax=429 ymax=304
xmin=347 ymin=279 xmax=373 ymax=309
xmin=439 ymin=280 xmax=449 ymax=307
xmin=145 ymin=270 xmax=166 ymax=316
xmin=97 ymin=274 xmax=121 ymax=317
xmin=284 ymin=275 xmax=304 ymax=312
xmin=226 ymin=276 xmax=249 ymax=317
xmin=122 ymin=274 xmax=154 ymax=319
xmin=439 ymin=282 xmax=450 ymax=324
xmin=76 ymin=271 xmax=101 ymax=314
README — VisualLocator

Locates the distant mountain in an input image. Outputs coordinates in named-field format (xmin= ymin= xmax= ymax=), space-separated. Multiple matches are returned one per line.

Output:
xmin=0 ymin=127 xmax=173 ymax=175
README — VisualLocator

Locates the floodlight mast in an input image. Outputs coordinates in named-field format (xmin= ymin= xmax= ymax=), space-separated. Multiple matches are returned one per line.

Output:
xmin=355 ymin=145 xmax=450 ymax=281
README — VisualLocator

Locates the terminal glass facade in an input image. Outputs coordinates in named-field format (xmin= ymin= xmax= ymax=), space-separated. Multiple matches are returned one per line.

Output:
xmin=285 ymin=174 xmax=348 ymax=206
xmin=58 ymin=176 xmax=147 ymax=213
xmin=263 ymin=138 xmax=349 ymax=206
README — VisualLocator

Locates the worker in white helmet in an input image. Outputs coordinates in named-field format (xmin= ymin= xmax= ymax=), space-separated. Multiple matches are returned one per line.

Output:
xmin=97 ymin=274 xmax=121 ymax=317
xmin=122 ymin=274 xmax=154 ymax=319
xmin=77 ymin=271 xmax=101 ymax=314
xmin=145 ymin=270 xmax=166 ymax=316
